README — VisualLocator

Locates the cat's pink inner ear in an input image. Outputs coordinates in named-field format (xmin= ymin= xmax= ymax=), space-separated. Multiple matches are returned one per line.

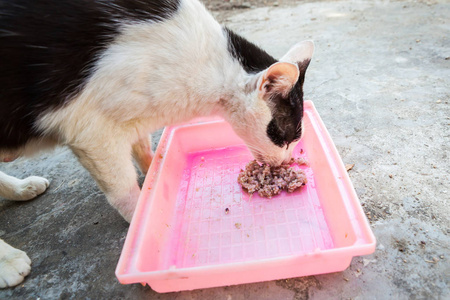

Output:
xmin=258 ymin=62 xmax=299 ymax=97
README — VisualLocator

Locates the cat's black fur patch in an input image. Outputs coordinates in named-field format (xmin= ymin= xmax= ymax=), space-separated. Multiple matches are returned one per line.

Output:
xmin=224 ymin=27 xmax=277 ymax=73
xmin=267 ymin=58 xmax=312 ymax=148
xmin=0 ymin=0 xmax=180 ymax=150
xmin=225 ymin=27 xmax=309 ymax=149
xmin=266 ymin=80 xmax=304 ymax=148
xmin=297 ymin=59 xmax=311 ymax=87
xmin=266 ymin=119 xmax=285 ymax=147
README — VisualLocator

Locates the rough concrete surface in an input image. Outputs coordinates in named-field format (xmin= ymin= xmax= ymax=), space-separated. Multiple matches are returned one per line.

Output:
xmin=1 ymin=0 xmax=449 ymax=299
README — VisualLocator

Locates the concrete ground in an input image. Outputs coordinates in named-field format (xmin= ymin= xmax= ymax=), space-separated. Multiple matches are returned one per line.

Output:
xmin=1 ymin=0 xmax=449 ymax=299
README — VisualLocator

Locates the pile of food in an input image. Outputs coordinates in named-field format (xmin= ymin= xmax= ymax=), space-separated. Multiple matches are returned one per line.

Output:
xmin=237 ymin=158 xmax=308 ymax=198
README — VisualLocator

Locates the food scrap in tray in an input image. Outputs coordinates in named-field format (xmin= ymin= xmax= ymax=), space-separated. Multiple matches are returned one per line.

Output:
xmin=237 ymin=158 xmax=308 ymax=198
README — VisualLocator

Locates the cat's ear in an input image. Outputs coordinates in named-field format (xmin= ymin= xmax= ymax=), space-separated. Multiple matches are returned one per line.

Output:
xmin=280 ymin=40 xmax=314 ymax=85
xmin=257 ymin=62 xmax=299 ymax=98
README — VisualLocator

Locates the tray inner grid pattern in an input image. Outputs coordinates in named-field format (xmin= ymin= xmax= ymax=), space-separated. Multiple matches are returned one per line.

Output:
xmin=168 ymin=144 xmax=334 ymax=268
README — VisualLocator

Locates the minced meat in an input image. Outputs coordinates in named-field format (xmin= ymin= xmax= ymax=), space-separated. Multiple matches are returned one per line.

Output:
xmin=237 ymin=158 xmax=308 ymax=198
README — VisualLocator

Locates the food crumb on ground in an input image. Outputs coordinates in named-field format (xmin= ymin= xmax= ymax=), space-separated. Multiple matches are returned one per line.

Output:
xmin=346 ymin=164 xmax=355 ymax=171
xmin=237 ymin=158 xmax=308 ymax=198
xmin=235 ymin=223 xmax=241 ymax=229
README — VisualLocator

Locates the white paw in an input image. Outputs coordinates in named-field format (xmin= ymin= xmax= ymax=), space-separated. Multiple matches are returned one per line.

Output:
xmin=0 ymin=243 xmax=31 ymax=288
xmin=17 ymin=176 xmax=50 ymax=201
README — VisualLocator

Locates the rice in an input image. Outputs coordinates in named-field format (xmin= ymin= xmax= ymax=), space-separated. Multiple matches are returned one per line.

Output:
xmin=237 ymin=158 xmax=308 ymax=198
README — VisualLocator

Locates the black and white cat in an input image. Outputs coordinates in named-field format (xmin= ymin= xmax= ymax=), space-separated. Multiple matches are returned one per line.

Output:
xmin=0 ymin=0 xmax=313 ymax=287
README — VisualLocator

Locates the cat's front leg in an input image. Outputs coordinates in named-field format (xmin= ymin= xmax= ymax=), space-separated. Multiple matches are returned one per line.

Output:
xmin=0 ymin=239 xmax=31 ymax=288
xmin=0 ymin=171 xmax=49 ymax=201
xmin=71 ymin=143 xmax=140 ymax=222
xmin=132 ymin=135 xmax=153 ymax=175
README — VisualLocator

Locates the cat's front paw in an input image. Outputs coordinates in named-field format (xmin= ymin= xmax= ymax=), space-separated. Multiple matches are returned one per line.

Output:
xmin=17 ymin=176 xmax=50 ymax=201
xmin=0 ymin=241 xmax=31 ymax=288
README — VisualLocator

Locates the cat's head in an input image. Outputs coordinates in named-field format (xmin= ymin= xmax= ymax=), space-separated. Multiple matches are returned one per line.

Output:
xmin=225 ymin=41 xmax=314 ymax=166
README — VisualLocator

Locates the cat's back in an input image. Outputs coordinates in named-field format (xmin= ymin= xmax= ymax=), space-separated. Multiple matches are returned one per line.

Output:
xmin=0 ymin=0 xmax=183 ymax=150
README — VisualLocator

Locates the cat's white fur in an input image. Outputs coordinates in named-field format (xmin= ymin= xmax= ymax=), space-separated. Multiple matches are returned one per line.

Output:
xmin=0 ymin=0 xmax=314 ymax=288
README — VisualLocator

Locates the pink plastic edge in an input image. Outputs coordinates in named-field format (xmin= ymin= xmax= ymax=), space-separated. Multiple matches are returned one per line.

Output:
xmin=303 ymin=101 xmax=376 ymax=250
xmin=115 ymin=100 xmax=376 ymax=288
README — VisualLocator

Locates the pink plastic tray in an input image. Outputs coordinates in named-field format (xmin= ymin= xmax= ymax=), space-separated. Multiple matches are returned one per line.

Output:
xmin=116 ymin=101 xmax=376 ymax=292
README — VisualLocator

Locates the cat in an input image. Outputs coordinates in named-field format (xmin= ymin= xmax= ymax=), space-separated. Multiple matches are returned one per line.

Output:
xmin=0 ymin=0 xmax=314 ymax=288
